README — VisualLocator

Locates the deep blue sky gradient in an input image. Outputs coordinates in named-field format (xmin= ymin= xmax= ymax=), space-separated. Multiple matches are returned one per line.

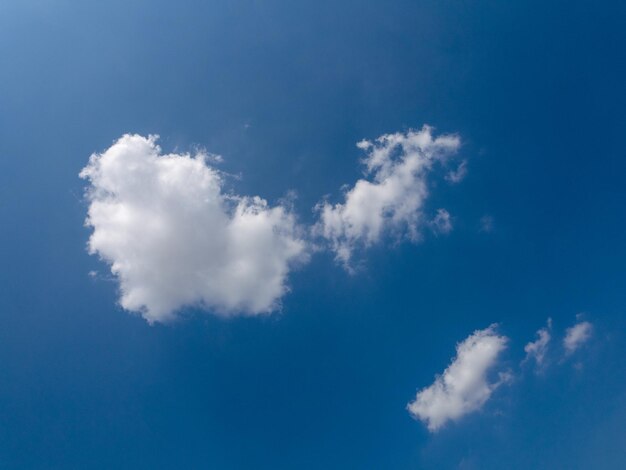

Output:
xmin=1 ymin=1 xmax=625 ymax=468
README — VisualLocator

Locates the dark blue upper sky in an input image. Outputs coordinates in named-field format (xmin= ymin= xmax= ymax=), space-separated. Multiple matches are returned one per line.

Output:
xmin=1 ymin=0 xmax=625 ymax=468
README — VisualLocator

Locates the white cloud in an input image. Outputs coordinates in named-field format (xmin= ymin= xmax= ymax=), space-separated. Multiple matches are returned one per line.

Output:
xmin=523 ymin=318 xmax=552 ymax=368
xmin=407 ymin=325 xmax=509 ymax=432
xmin=563 ymin=319 xmax=593 ymax=355
xmin=445 ymin=159 xmax=468 ymax=184
xmin=80 ymin=134 xmax=308 ymax=323
xmin=314 ymin=125 xmax=461 ymax=266
xmin=430 ymin=208 xmax=453 ymax=235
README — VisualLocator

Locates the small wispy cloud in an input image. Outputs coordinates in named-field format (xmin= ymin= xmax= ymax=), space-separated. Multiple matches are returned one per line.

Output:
xmin=407 ymin=325 xmax=509 ymax=432
xmin=430 ymin=209 xmax=453 ymax=235
xmin=523 ymin=318 xmax=552 ymax=369
xmin=314 ymin=125 xmax=462 ymax=268
xmin=445 ymin=159 xmax=468 ymax=184
xmin=563 ymin=317 xmax=593 ymax=355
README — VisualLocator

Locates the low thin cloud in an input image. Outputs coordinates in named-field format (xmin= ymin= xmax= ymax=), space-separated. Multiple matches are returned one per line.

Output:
xmin=314 ymin=125 xmax=461 ymax=267
xmin=445 ymin=159 xmax=468 ymax=184
xmin=564 ymin=319 xmax=593 ymax=355
xmin=430 ymin=208 xmax=453 ymax=235
xmin=523 ymin=318 xmax=552 ymax=369
xmin=407 ymin=325 xmax=509 ymax=432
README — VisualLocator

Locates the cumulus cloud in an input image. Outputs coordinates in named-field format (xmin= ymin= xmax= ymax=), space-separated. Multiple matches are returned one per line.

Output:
xmin=407 ymin=325 xmax=509 ymax=432
xmin=314 ymin=125 xmax=461 ymax=266
xmin=80 ymin=134 xmax=308 ymax=323
xmin=563 ymin=319 xmax=593 ymax=355
xmin=523 ymin=318 xmax=552 ymax=368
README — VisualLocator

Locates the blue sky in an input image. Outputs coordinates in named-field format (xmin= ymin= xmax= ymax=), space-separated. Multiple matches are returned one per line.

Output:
xmin=1 ymin=0 xmax=625 ymax=468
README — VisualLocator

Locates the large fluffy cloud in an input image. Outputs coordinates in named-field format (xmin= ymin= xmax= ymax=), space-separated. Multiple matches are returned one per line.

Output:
xmin=314 ymin=126 xmax=461 ymax=266
xmin=80 ymin=134 xmax=308 ymax=323
xmin=407 ymin=325 xmax=509 ymax=432
xmin=81 ymin=125 xmax=466 ymax=322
